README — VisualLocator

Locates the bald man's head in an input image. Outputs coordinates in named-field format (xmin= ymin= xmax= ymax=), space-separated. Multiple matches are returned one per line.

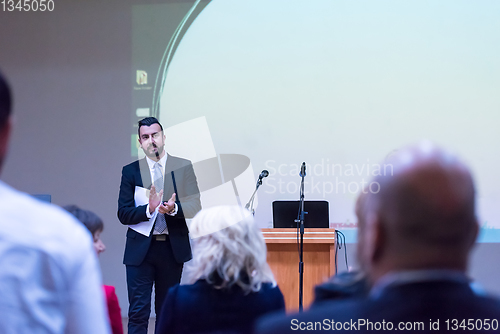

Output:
xmin=360 ymin=142 xmax=478 ymax=281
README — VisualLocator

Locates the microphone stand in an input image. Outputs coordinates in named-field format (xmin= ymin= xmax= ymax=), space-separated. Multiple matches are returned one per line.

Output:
xmin=295 ymin=163 xmax=307 ymax=312
xmin=245 ymin=177 xmax=263 ymax=216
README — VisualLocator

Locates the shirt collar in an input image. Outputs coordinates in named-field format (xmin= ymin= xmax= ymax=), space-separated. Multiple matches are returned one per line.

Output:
xmin=370 ymin=269 xmax=470 ymax=299
xmin=145 ymin=153 xmax=168 ymax=170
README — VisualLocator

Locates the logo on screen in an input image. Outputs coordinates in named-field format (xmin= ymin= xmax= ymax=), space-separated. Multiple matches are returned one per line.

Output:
xmin=136 ymin=70 xmax=147 ymax=85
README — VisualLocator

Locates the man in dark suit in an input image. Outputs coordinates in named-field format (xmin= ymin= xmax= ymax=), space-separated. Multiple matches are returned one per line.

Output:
xmin=257 ymin=142 xmax=500 ymax=333
xmin=118 ymin=117 xmax=201 ymax=334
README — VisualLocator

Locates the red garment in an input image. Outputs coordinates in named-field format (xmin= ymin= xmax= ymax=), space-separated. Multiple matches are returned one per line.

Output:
xmin=103 ymin=285 xmax=124 ymax=334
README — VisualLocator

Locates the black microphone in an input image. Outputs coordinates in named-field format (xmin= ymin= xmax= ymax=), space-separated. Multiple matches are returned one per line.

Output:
xmin=152 ymin=143 xmax=160 ymax=159
xmin=258 ymin=170 xmax=269 ymax=180
xmin=299 ymin=162 xmax=306 ymax=177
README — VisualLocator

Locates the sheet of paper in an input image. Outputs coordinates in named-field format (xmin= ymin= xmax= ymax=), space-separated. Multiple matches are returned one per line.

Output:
xmin=130 ymin=186 xmax=156 ymax=236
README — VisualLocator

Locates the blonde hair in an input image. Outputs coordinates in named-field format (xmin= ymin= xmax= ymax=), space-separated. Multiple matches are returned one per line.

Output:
xmin=186 ymin=205 xmax=276 ymax=294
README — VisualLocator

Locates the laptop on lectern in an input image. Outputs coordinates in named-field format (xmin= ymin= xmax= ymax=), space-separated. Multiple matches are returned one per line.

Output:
xmin=272 ymin=200 xmax=329 ymax=228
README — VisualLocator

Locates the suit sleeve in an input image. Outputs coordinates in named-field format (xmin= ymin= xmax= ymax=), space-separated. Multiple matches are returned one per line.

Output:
xmin=117 ymin=165 xmax=149 ymax=225
xmin=175 ymin=162 xmax=201 ymax=219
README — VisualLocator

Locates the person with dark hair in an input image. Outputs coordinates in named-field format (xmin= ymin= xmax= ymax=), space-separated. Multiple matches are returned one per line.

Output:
xmin=257 ymin=142 xmax=500 ymax=333
xmin=137 ymin=116 xmax=163 ymax=135
xmin=64 ymin=205 xmax=123 ymax=334
xmin=118 ymin=116 xmax=201 ymax=334
xmin=0 ymin=70 xmax=11 ymax=124
xmin=64 ymin=204 xmax=104 ymax=234
xmin=0 ymin=69 xmax=12 ymax=168
xmin=0 ymin=70 xmax=109 ymax=333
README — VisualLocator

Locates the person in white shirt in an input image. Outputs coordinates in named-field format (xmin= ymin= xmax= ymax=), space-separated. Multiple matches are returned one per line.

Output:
xmin=0 ymin=69 xmax=110 ymax=334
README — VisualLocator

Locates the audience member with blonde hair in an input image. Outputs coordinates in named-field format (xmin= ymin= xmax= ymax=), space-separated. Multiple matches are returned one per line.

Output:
xmin=156 ymin=205 xmax=285 ymax=334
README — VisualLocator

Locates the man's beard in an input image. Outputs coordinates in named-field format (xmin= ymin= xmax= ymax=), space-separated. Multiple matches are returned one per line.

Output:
xmin=144 ymin=143 xmax=164 ymax=159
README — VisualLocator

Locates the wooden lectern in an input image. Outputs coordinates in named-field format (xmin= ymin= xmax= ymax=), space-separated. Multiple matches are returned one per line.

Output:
xmin=262 ymin=228 xmax=336 ymax=312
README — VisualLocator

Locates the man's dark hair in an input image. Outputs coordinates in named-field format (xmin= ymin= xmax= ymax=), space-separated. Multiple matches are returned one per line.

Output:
xmin=138 ymin=117 xmax=163 ymax=136
xmin=63 ymin=205 xmax=104 ymax=236
xmin=0 ymin=70 xmax=12 ymax=129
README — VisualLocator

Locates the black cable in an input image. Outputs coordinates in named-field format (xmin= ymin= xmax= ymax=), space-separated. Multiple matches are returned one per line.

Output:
xmin=334 ymin=230 xmax=348 ymax=274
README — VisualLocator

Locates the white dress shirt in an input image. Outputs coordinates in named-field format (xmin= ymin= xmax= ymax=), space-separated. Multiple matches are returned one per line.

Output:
xmin=0 ymin=181 xmax=110 ymax=334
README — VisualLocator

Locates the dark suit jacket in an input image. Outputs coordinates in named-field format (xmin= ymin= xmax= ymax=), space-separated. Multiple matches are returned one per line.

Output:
xmin=257 ymin=280 xmax=500 ymax=333
xmin=118 ymin=154 xmax=201 ymax=266
xmin=312 ymin=271 xmax=368 ymax=308
xmin=156 ymin=280 xmax=285 ymax=334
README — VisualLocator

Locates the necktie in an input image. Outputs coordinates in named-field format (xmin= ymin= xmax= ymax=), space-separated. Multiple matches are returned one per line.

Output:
xmin=153 ymin=162 xmax=167 ymax=234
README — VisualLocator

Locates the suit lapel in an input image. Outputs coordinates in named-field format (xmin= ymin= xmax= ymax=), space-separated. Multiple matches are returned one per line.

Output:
xmin=138 ymin=158 xmax=152 ymax=189
xmin=163 ymin=154 xmax=177 ymax=200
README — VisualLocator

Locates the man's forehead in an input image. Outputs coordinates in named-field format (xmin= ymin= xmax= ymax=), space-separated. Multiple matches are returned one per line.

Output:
xmin=139 ymin=124 xmax=162 ymax=136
